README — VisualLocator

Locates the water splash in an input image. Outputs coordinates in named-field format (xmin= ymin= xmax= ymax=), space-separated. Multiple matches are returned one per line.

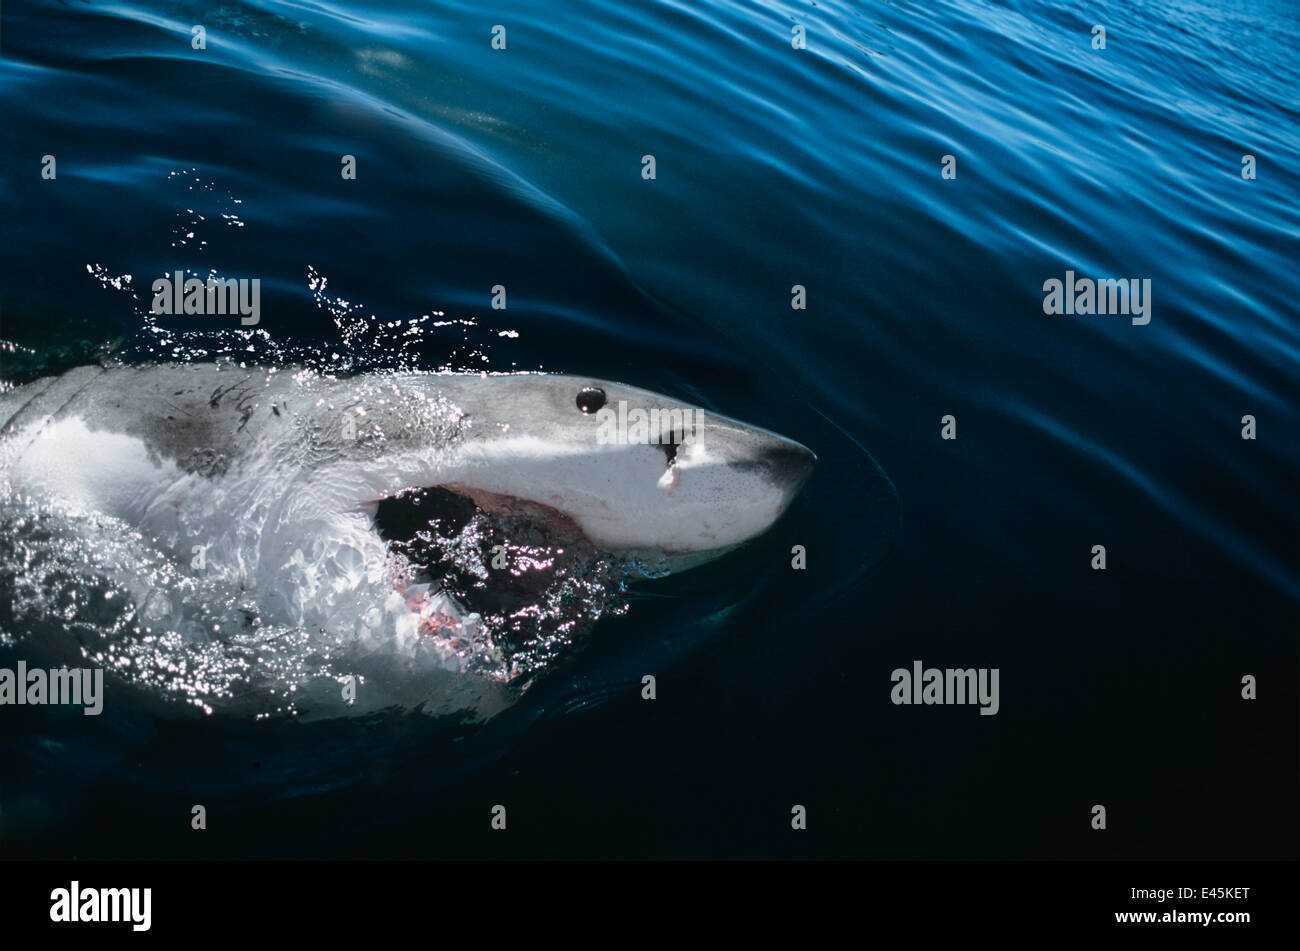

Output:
xmin=0 ymin=174 xmax=632 ymax=721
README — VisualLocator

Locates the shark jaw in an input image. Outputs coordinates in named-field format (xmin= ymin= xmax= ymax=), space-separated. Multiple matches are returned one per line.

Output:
xmin=362 ymin=433 xmax=812 ymax=650
xmin=365 ymin=479 xmax=715 ymax=648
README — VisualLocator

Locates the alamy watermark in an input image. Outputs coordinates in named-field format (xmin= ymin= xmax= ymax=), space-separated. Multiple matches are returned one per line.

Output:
xmin=891 ymin=660 xmax=999 ymax=715
xmin=50 ymin=882 xmax=151 ymax=931
xmin=0 ymin=662 xmax=104 ymax=715
xmin=151 ymin=270 xmax=260 ymax=325
xmin=595 ymin=400 xmax=704 ymax=446
xmin=1043 ymin=269 xmax=1151 ymax=325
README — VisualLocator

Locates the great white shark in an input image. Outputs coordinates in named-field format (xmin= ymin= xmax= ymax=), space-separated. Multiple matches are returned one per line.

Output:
xmin=0 ymin=363 xmax=814 ymax=713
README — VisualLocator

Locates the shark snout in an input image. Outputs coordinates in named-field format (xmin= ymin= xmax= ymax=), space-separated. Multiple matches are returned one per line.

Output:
xmin=764 ymin=442 xmax=817 ymax=497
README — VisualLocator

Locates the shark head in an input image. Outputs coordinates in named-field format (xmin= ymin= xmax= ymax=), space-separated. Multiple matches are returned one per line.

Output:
xmin=340 ymin=373 xmax=816 ymax=572
xmin=0 ymin=364 xmax=817 ymax=708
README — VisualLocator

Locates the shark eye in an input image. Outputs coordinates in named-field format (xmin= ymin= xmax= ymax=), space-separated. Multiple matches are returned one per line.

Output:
xmin=576 ymin=387 xmax=606 ymax=414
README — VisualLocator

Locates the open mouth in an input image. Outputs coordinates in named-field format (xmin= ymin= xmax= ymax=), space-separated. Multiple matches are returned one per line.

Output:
xmin=372 ymin=485 xmax=594 ymax=591
xmin=369 ymin=485 xmax=620 ymax=680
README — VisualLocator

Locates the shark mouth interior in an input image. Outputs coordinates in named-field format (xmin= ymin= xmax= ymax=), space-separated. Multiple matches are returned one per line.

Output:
xmin=371 ymin=485 xmax=629 ymax=682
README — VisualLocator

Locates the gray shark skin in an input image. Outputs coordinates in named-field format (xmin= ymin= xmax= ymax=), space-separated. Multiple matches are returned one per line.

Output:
xmin=0 ymin=362 xmax=814 ymax=558
xmin=0 ymin=363 xmax=814 ymax=719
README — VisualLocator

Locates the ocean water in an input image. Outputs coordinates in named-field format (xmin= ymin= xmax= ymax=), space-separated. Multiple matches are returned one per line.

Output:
xmin=0 ymin=0 xmax=1297 ymax=859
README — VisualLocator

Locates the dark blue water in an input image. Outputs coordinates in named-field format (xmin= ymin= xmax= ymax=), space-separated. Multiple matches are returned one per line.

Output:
xmin=1 ymin=0 xmax=1297 ymax=858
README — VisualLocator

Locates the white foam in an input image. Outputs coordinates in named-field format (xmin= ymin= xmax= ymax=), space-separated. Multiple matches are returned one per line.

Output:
xmin=7 ymin=417 xmax=181 ymax=517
